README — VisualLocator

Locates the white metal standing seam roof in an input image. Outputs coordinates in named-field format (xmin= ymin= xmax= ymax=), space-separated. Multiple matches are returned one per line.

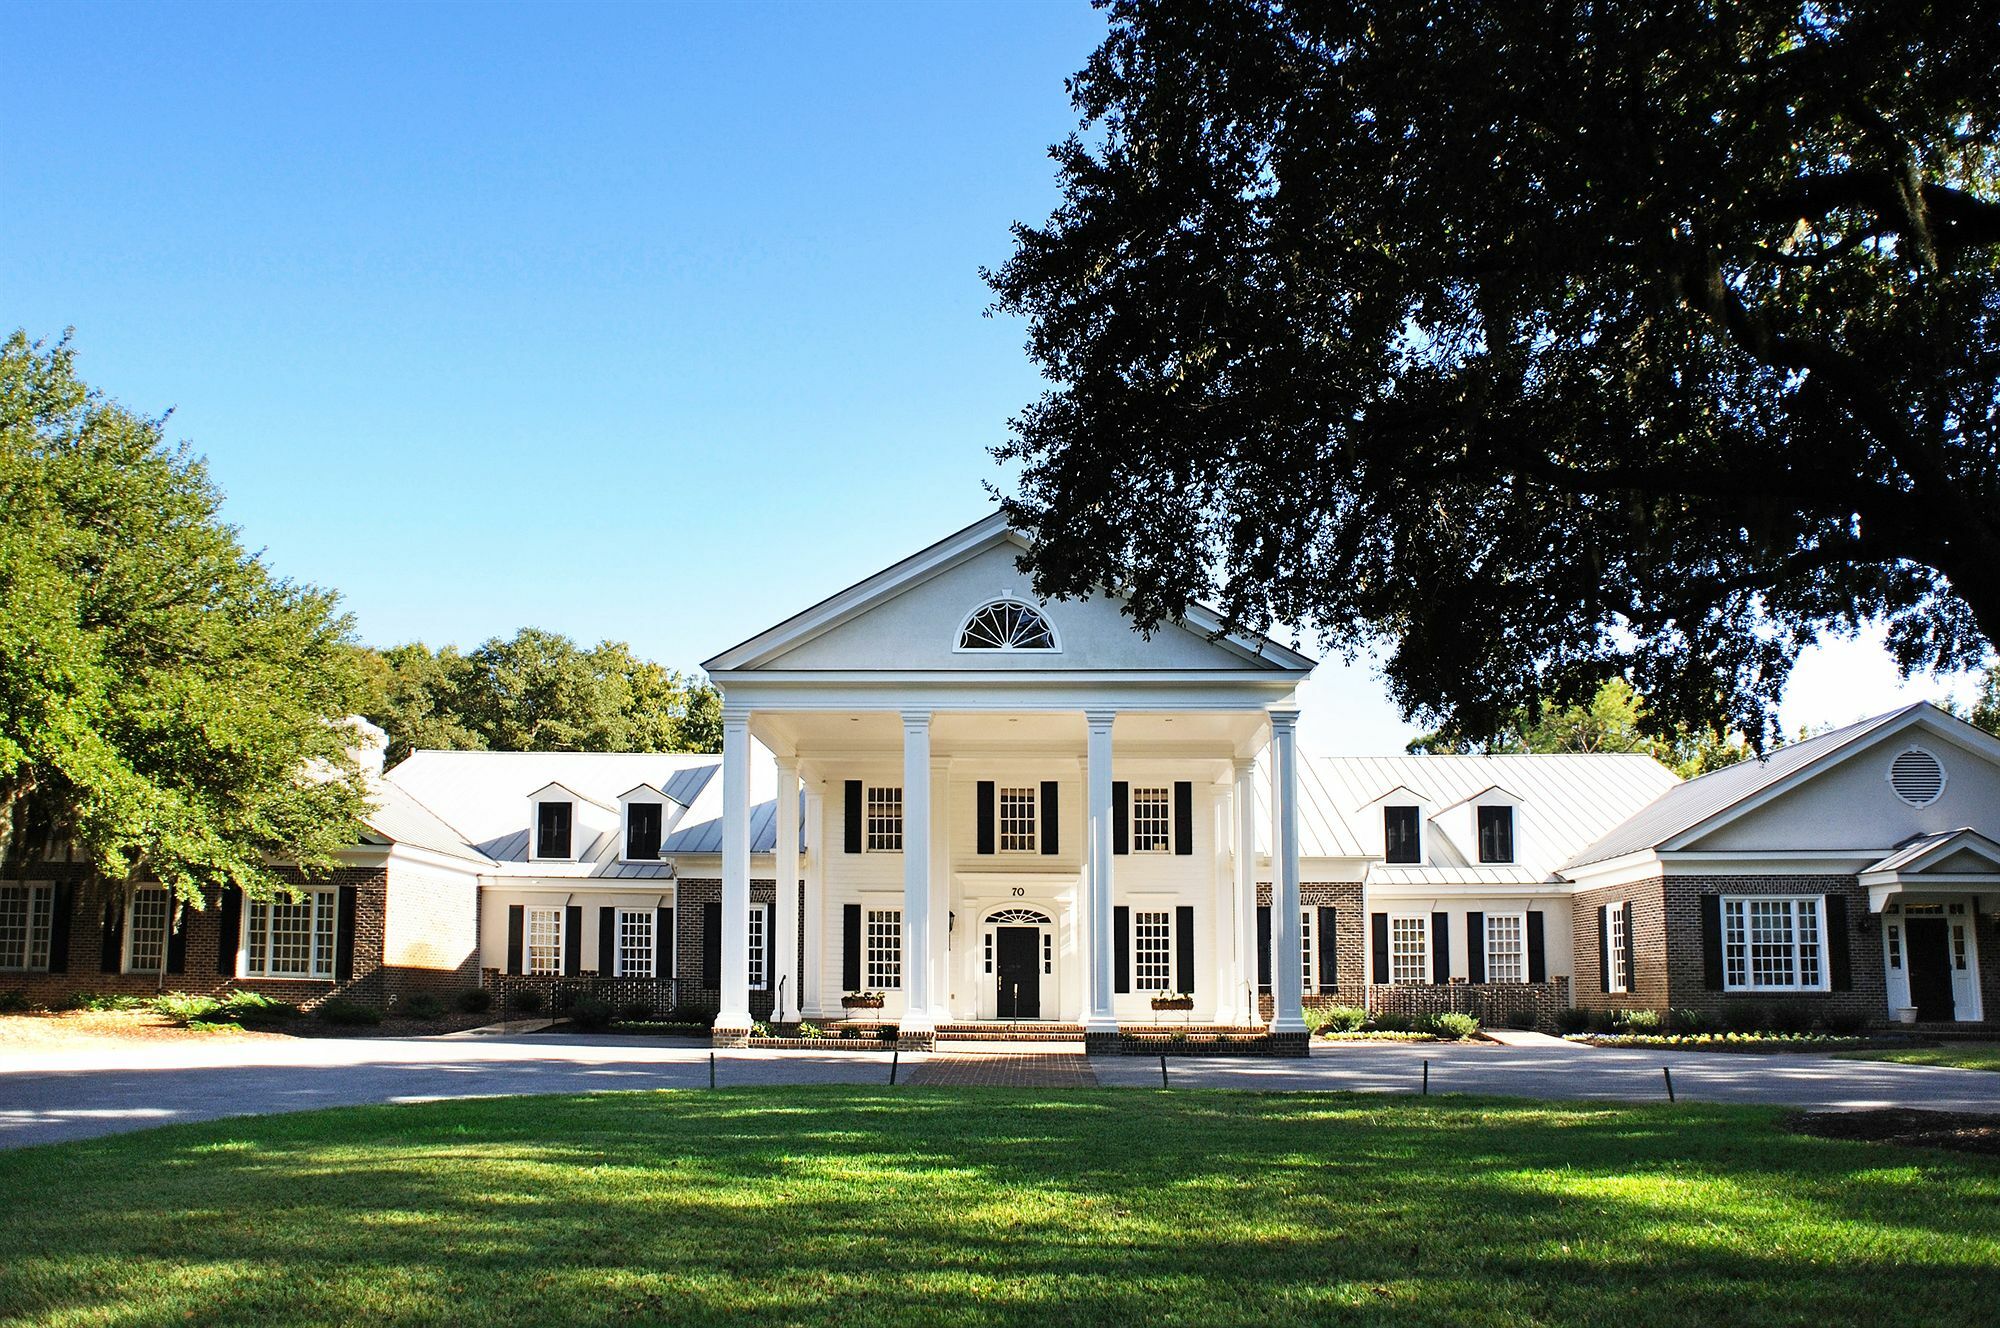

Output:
xmin=1559 ymin=704 xmax=1925 ymax=871
xmin=358 ymin=778 xmax=497 ymax=866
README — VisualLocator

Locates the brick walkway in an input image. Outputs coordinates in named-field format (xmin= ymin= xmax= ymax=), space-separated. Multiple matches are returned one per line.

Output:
xmin=905 ymin=1052 xmax=1100 ymax=1088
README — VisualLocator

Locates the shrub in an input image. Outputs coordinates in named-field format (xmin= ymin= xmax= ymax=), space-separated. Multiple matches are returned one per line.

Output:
xmin=1664 ymin=1007 xmax=1709 ymax=1034
xmin=455 ymin=987 xmax=493 ymax=1014
xmin=401 ymin=993 xmax=447 ymax=1021
xmin=0 ymin=989 xmax=34 ymax=1014
xmin=1421 ymin=1012 xmax=1480 ymax=1040
xmin=1554 ymin=1007 xmax=1592 ymax=1035
xmin=877 ymin=1024 xmax=899 ymax=1042
xmin=317 ymin=998 xmax=383 ymax=1026
xmin=219 ymin=990 xmax=298 ymax=1023
xmin=1585 ymin=1008 xmax=1618 ymax=1034
xmin=1503 ymin=1007 xmax=1541 ymax=1031
xmin=666 ymin=1005 xmax=717 ymax=1027
xmin=798 ymin=1021 xmax=823 ymax=1039
xmin=750 ymin=1020 xmax=772 ymax=1039
xmin=1820 ymin=1009 xmax=1867 ymax=1036
xmin=509 ymin=988 xmax=545 ymax=1015
xmin=1369 ymin=1012 xmax=1413 ymax=1033
xmin=618 ymin=1000 xmax=655 ymax=1023
xmin=61 ymin=991 xmax=146 ymax=1012
xmin=1720 ymin=1001 xmax=1767 ymax=1033
xmin=1766 ymin=1001 xmax=1815 ymax=1034
xmin=151 ymin=993 xmax=223 ymax=1027
xmin=1614 ymin=1008 xmax=1661 ymax=1033
xmin=1314 ymin=1005 xmax=1369 ymax=1034
xmin=568 ymin=995 xmax=614 ymax=1030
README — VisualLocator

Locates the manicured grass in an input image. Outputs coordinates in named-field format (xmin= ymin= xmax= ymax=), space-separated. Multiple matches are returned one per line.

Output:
xmin=1840 ymin=1042 xmax=2000 ymax=1072
xmin=2 ymin=1088 xmax=1997 ymax=1326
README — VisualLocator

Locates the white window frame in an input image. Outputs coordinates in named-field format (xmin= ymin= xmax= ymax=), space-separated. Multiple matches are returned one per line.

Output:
xmin=1721 ymin=895 xmax=1828 ymax=993
xmin=0 ymin=884 xmax=54 ymax=973
xmin=747 ymin=902 xmax=769 ymax=991
xmin=616 ymin=907 xmax=655 ymax=978
xmin=865 ymin=907 xmax=902 ymax=990
xmin=242 ymin=888 xmax=339 ymax=980
xmin=1300 ymin=907 xmax=1315 ymax=991
xmin=998 ymin=786 xmax=1038 ymax=854
xmin=865 ymin=786 xmax=903 ymax=853
xmin=526 ymin=905 xmax=564 ymax=976
xmin=1606 ymin=902 xmax=1630 ymax=994
xmin=125 ymin=887 xmax=172 ymax=975
xmin=1131 ymin=786 xmax=1172 ymax=854
xmin=1389 ymin=915 xmax=1429 ymax=985
xmin=1485 ymin=911 xmax=1527 ymax=984
xmin=1133 ymin=909 xmax=1174 ymax=991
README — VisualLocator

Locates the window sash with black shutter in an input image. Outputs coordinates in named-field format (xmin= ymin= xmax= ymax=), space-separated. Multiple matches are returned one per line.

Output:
xmin=165 ymin=900 xmax=187 ymax=975
xmin=335 ymin=885 xmax=359 ymax=981
xmin=100 ymin=895 xmax=124 ymax=973
xmin=1175 ymin=905 xmax=1195 ymax=993
xmin=1466 ymin=911 xmax=1486 ymax=984
xmin=1371 ymin=912 xmax=1389 ymax=985
xmin=1526 ymin=910 xmax=1546 ymax=982
xmin=599 ymin=906 xmax=617 ymax=975
xmin=844 ymin=781 xmax=863 ymax=854
xmin=1113 ymin=904 xmax=1130 ymax=993
xmin=507 ymin=904 xmax=525 ymax=976
xmin=1257 ymin=904 xmax=1272 ymax=991
xmin=1431 ymin=912 xmax=1451 ymax=983
xmin=657 ymin=906 xmax=675 ymax=978
xmin=1700 ymin=893 xmax=1724 ymax=990
xmin=976 ymin=781 xmax=996 ymax=855
xmin=1597 ymin=904 xmax=1612 ymax=994
xmin=701 ymin=900 xmax=722 ymax=988
xmin=1040 ymin=781 xmax=1059 ymax=855
xmin=1173 ymin=781 xmax=1193 ymax=856
xmin=46 ymin=882 xmax=71 ymax=974
xmin=217 ymin=887 xmax=243 ymax=976
xmin=1112 ymin=781 xmax=1129 ymax=855
xmin=1316 ymin=906 xmax=1337 ymax=993
xmin=842 ymin=903 xmax=862 ymax=990
xmin=563 ymin=904 xmax=582 ymax=976
xmin=1826 ymin=894 xmax=1852 ymax=991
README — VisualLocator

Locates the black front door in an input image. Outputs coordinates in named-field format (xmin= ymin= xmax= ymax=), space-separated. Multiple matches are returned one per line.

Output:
xmin=995 ymin=927 xmax=1041 ymax=1019
xmin=1906 ymin=917 xmax=1956 ymax=1022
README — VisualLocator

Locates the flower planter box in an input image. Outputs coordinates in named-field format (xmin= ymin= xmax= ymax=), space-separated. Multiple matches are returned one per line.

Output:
xmin=841 ymin=996 xmax=886 ymax=1011
xmin=1151 ymin=997 xmax=1195 ymax=1012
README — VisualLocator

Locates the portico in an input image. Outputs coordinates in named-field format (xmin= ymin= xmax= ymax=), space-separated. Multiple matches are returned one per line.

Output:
xmin=700 ymin=514 xmax=1316 ymax=1051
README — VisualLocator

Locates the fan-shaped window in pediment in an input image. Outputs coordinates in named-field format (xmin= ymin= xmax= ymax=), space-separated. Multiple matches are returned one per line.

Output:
xmin=957 ymin=600 xmax=1057 ymax=651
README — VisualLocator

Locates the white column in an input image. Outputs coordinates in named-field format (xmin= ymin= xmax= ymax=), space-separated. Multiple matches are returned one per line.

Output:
xmin=1269 ymin=709 xmax=1306 ymax=1034
xmin=930 ymin=754 xmax=952 ymax=1019
xmin=1234 ymin=758 xmax=1259 ymax=1028
xmin=717 ymin=707 xmax=753 ymax=1032
xmin=771 ymin=759 xmax=801 ymax=1024
xmin=1084 ymin=708 xmax=1117 ymax=1033
xmin=900 ymin=710 xmax=936 ymax=1032
xmin=800 ymin=783 xmax=826 ymax=1019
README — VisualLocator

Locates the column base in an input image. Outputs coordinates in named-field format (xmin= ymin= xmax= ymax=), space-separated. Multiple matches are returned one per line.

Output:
xmin=710 ymin=1024 xmax=751 ymax=1049
xmin=1267 ymin=1015 xmax=1309 ymax=1035
xmin=1266 ymin=1030 xmax=1311 ymax=1058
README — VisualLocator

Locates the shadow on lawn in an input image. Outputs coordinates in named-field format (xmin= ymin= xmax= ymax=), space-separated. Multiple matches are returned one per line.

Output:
xmin=0 ymin=1088 xmax=1995 ymax=1327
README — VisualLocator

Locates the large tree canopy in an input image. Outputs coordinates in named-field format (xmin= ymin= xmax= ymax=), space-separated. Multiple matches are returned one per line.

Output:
xmin=355 ymin=631 xmax=723 ymax=766
xmin=0 ymin=332 xmax=371 ymax=904
xmin=988 ymin=0 xmax=2000 ymax=745
xmin=1407 ymin=679 xmax=1751 ymax=777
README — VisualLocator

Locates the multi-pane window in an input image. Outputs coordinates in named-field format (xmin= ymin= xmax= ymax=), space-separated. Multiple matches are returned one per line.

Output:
xmin=1485 ymin=913 xmax=1526 ymax=983
xmin=866 ymin=908 xmax=902 ymax=989
xmin=127 ymin=888 xmax=171 ymax=973
xmin=1299 ymin=908 xmax=1315 ymax=991
xmin=1132 ymin=787 xmax=1172 ymax=853
xmin=1383 ymin=806 xmax=1421 ymax=864
xmin=1477 ymin=806 xmax=1515 ymax=864
xmin=1606 ymin=903 xmax=1629 ymax=993
xmin=1953 ymin=921 xmax=1969 ymax=972
xmin=1134 ymin=910 xmax=1173 ymax=990
xmin=1390 ymin=916 xmax=1428 ymax=984
xmin=536 ymin=801 xmax=572 ymax=859
xmin=865 ymin=786 xmax=903 ymax=852
xmin=0 ymin=885 xmax=53 ymax=972
xmin=998 ymin=787 xmax=1037 ymax=852
xmin=244 ymin=890 xmax=337 ymax=979
xmin=617 ymin=908 xmax=654 ymax=978
xmin=626 ymin=803 xmax=662 ymax=860
xmin=747 ymin=903 xmax=768 ymax=991
xmin=1722 ymin=896 xmax=1825 ymax=992
xmin=527 ymin=906 xmax=564 ymax=975
xmin=1886 ymin=922 xmax=1902 ymax=970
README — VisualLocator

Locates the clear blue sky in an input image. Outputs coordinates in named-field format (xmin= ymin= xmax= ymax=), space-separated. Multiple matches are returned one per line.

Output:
xmin=2 ymin=2 xmax=1978 ymax=753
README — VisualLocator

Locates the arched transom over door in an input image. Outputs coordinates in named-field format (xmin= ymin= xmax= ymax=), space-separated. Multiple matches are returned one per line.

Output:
xmin=983 ymin=908 xmax=1056 ymax=1020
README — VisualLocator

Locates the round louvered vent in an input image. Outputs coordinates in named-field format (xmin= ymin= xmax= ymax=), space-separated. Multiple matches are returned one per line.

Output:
xmin=1888 ymin=747 xmax=1946 ymax=806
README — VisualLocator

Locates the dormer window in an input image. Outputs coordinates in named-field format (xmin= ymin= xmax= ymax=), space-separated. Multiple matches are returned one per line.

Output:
xmin=1477 ymin=805 xmax=1515 ymax=864
xmin=626 ymin=803 xmax=662 ymax=860
xmin=1384 ymin=806 xmax=1421 ymax=864
xmin=957 ymin=599 xmax=1056 ymax=651
xmin=535 ymin=800 xmax=573 ymax=860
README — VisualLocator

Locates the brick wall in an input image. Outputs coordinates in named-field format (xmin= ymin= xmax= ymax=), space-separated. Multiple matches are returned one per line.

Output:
xmin=1569 ymin=877 xmax=1670 ymax=1012
xmin=672 ymin=877 xmax=780 ymax=1018
xmin=379 ymin=862 xmax=481 ymax=999
xmin=1255 ymin=882 xmax=1367 ymax=1017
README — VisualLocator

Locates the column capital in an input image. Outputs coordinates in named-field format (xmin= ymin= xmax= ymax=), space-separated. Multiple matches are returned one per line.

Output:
xmin=1232 ymin=756 xmax=1257 ymax=777
xmin=1083 ymin=706 xmax=1119 ymax=729
xmin=721 ymin=705 xmax=753 ymax=727
xmin=773 ymin=756 xmax=800 ymax=777
xmin=899 ymin=708 xmax=933 ymax=730
xmin=1267 ymin=708 xmax=1301 ymax=733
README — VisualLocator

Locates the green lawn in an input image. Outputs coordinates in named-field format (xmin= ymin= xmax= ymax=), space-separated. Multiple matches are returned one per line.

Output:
xmin=2 ymin=1088 xmax=1996 ymax=1327
xmin=1839 ymin=1042 xmax=2000 ymax=1072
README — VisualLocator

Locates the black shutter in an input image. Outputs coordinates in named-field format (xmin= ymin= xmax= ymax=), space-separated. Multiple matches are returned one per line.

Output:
xmin=46 ymin=883 xmax=71 ymax=974
xmin=1040 ymin=781 xmax=1059 ymax=855
xmin=165 ymin=900 xmax=187 ymax=974
xmin=761 ymin=904 xmax=773 ymax=991
xmin=1257 ymin=904 xmax=1273 ymax=990
xmin=1176 ymin=905 xmax=1195 ymax=993
xmin=1620 ymin=904 xmax=1637 ymax=993
xmin=1700 ymin=894 xmax=1724 ymax=991
xmin=100 ymin=895 xmax=123 ymax=973
xmin=1526 ymin=910 xmax=1546 ymax=982
xmin=1317 ymin=906 xmax=1337 ymax=992
xmin=563 ymin=905 xmax=582 ymax=976
xmin=842 ymin=903 xmax=861 ymax=990
xmin=657 ymin=907 xmax=674 ymax=978
xmin=1825 ymin=894 xmax=1851 ymax=991
xmin=1597 ymin=904 xmax=1611 ymax=994
xmin=1466 ymin=912 xmax=1486 ymax=984
xmin=598 ymin=906 xmax=616 ymax=976
xmin=336 ymin=885 xmax=359 ymax=981
xmin=1114 ymin=904 xmax=1130 ymax=993
xmin=1431 ymin=912 xmax=1450 ymax=983
xmin=701 ymin=901 xmax=721 ymax=988
xmin=843 ymin=781 xmax=863 ymax=854
xmin=1112 ymin=782 xmax=1129 ymax=855
xmin=1173 ymin=781 xmax=1194 ymax=856
xmin=1371 ymin=912 xmax=1389 ymax=985
xmin=507 ymin=905 xmax=525 ymax=975
xmin=217 ymin=887 xmax=242 ymax=976
xmin=976 ymin=781 xmax=995 ymax=855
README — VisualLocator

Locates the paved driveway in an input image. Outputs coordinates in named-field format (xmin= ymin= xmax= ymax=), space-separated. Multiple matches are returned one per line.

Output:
xmin=4 ymin=1033 xmax=1998 ymax=1149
